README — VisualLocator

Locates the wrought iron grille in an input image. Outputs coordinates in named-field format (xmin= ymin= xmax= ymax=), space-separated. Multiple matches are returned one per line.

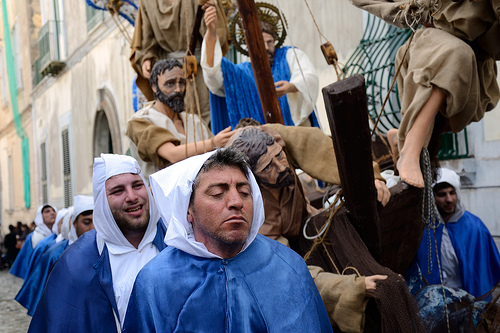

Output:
xmin=344 ymin=14 xmax=469 ymax=160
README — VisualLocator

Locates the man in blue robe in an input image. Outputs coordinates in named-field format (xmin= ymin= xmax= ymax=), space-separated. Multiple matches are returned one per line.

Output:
xmin=15 ymin=195 xmax=94 ymax=316
xmin=29 ymin=154 xmax=167 ymax=332
xmin=416 ymin=168 xmax=500 ymax=298
xmin=123 ymin=148 xmax=332 ymax=332
xmin=9 ymin=204 xmax=57 ymax=280
xmin=201 ymin=2 xmax=320 ymax=133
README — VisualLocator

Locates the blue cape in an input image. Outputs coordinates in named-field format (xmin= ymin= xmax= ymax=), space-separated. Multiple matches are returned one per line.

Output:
xmin=29 ymin=222 xmax=167 ymax=332
xmin=416 ymin=211 xmax=500 ymax=298
xmin=12 ymin=234 xmax=56 ymax=282
xmin=123 ymin=235 xmax=332 ymax=333
xmin=210 ymin=47 xmax=318 ymax=134
xmin=15 ymin=240 xmax=69 ymax=316
xmin=9 ymin=232 xmax=34 ymax=279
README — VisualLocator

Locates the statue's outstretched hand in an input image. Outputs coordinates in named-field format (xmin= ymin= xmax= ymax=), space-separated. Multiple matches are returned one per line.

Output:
xmin=365 ymin=275 xmax=388 ymax=298
xmin=375 ymin=179 xmax=390 ymax=206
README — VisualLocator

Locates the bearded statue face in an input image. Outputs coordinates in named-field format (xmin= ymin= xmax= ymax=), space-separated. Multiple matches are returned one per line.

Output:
xmin=153 ymin=66 xmax=186 ymax=113
xmin=253 ymin=142 xmax=294 ymax=188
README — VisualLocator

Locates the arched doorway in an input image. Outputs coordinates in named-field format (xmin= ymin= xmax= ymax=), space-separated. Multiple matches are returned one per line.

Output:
xmin=93 ymin=109 xmax=113 ymax=157
xmin=93 ymin=87 xmax=123 ymax=157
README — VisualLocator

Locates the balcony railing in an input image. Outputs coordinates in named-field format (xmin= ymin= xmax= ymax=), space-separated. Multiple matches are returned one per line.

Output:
xmin=86 ymin=5 xmax=105 ymax=32
xmin=38 ymin=20 xmax=66 ymax=76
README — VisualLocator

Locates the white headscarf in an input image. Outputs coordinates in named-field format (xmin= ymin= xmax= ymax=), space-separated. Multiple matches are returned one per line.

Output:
xmin=71 ymin=195 xmax=95 ymax=224
xmin=149 ymin=150 xmax=265 ymax=259
xmin=92 ymin=154 xmax=160 ymax=254
xmin=52 ymin=208 xmax=69 ymax=235
xmin=92 ymin=153 xmax=161 ymax=326
xmin=57 ymin=206 xmax=74 ymax=244
xmin=434 ymin=167 xmax=465 ymax=223
xmin=34 ymin=204 xmax=58 ymax=237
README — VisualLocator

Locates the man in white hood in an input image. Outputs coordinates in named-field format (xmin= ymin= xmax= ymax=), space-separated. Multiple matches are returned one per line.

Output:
xmin=29 ymin=154 xmax=166 ymax=332
xmin=123 ymin=148 xmax=332 ymax=332
xmin=415 ymin=168 xmax=500 ymax=298
xmin=9 ymin=204 xmax=58 ymax=279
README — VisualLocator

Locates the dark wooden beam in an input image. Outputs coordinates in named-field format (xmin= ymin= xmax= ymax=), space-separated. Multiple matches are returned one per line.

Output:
xmin=322 ymin=74 xmax=381 ymax=260
xmin=235 ymin=0 xmax=284 ymax=124
xmin=188 ymin=6 xmax=204 ymax=55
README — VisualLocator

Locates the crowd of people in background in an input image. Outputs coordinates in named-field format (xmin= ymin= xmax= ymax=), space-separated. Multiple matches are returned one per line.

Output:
xmin=1 ymin=221 xmax=34 ymax=269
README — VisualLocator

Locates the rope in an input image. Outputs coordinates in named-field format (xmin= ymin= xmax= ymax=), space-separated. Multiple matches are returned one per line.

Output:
xmin=299 ymin=0 xmax=346 ymax=81
xmin=273 ymin=0 xmax=320 ymax=120
xmin=302 ymin=189 xmax=342 ymax=240
xmin=303 ymin=191 xmax=344 ymax=266
xmin=110 ymin=13 xmax=132 ymax=43
xmin=301 ymin=0 xmax=327 ymax=44
xmin=370 ymin=30 xmax=415 ymax=137
xmin=421 ymin=147 xmax=451 ymax=333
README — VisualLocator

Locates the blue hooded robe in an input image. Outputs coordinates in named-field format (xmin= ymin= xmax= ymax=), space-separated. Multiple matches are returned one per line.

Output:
xmin=9 ymin=232 xmax=34 ymax=279
xmin=416 ymin=211 xmax=500 ymax=298
xmin=15 ymin=239 xmax=69 ymax=316
xmin=13 ymin=234 xmax=57 ymax=283
xmin=123 ymin=151 xmax=331 ymax=333
xmin=28 ymin=223 xmax=166 ymax=333
xmin=123 ymin=235 xmax=332 ymax=333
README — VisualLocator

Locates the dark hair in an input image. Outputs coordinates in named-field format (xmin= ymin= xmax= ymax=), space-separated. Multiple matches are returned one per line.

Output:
xmin=235 ymin=117 xmax=262 ymax=129
xmin=149 ymin=59 xmax=183 ymax=91
xmin=433 ymin=182 xmax=455 ymax=193
xmin=230 ymin=127 xmax=274 ymax=171
xmin=74 ymin=209 xmax=93 ymax=222
xmin=260 ymin=21 xmax=276 ymax=40
xmin=41 ymin=205 xmax=55 ymax=214
xmin=190 ymin=148 xmax=251 ymax=205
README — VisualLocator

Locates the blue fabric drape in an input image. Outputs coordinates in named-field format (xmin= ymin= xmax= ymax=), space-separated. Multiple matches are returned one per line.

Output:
xmin=9 ymin=233 xmax=34 ymax=279
xmin=15 ymin=240 xmax=69 ymax=316
xmin=123 ymin=235 xmax=332 ymax=332
xmin=29 ymin=221 xmax=167 ymax=332
xmin=210 ymin=47 xmax=296 ymax=134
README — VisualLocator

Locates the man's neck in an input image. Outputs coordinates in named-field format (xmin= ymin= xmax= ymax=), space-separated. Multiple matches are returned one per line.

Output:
xmin=154 ymin=101 xmax=177 ymax=121
xmin=123 ymin=230 xmax=147 ymax=249
xmin=440 ymin=211 xmax=453 ymax=223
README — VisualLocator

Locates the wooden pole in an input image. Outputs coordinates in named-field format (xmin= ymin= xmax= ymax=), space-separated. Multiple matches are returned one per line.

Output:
xmin=235 ymin=0 xmax=284 ymax=124
xmin=322 ymin=74 xmax=381 ymax=260
xmin=188 ymin=6 xmax=204 ymax=55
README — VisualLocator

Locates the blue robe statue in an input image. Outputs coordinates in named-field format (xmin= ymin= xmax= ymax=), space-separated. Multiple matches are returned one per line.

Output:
xmin=210 ymin=47 xmax=319 ymax=133
xmin=123 ymin=235 xmax=332 ymax=333
xmin=28 ymin=222 xmax=166 ymax=333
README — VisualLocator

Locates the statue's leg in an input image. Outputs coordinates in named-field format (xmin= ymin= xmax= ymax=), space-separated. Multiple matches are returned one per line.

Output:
xmin=397 ymin=87 xmax=446 ymax=188
xmin=387 ymin=128 xmax=399 ymax=170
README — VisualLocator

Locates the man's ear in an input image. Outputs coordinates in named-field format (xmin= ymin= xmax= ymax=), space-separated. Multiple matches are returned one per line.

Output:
xmin=151 ymin=83 xmax=158 ymax=94
xmin=187 ymin=206 xmax=194 ymax=223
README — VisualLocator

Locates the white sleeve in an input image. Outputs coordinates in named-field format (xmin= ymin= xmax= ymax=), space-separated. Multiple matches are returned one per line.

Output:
xmin=285 ymin=48 xmax=319 ymax=126
xmin=201 ymin=37 xmax=226 ymax=97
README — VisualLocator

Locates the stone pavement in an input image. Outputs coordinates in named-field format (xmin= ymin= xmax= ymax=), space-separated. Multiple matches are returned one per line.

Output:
xmin=0 ymin=269 xmax=31 ymax=333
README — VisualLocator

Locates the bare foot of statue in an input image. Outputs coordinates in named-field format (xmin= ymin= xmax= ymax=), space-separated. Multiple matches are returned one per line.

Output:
xmin=397 ymin=87 xmax=446 ymax=188
xmin=397 ymin=147 xmax=424 ymax=188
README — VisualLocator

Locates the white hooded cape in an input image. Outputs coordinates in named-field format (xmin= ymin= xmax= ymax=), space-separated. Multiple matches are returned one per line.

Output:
xmin=149 ymin=150 xmax=265 ymax=259
xmin=92 ymin=153 xmax=161 ymax=325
